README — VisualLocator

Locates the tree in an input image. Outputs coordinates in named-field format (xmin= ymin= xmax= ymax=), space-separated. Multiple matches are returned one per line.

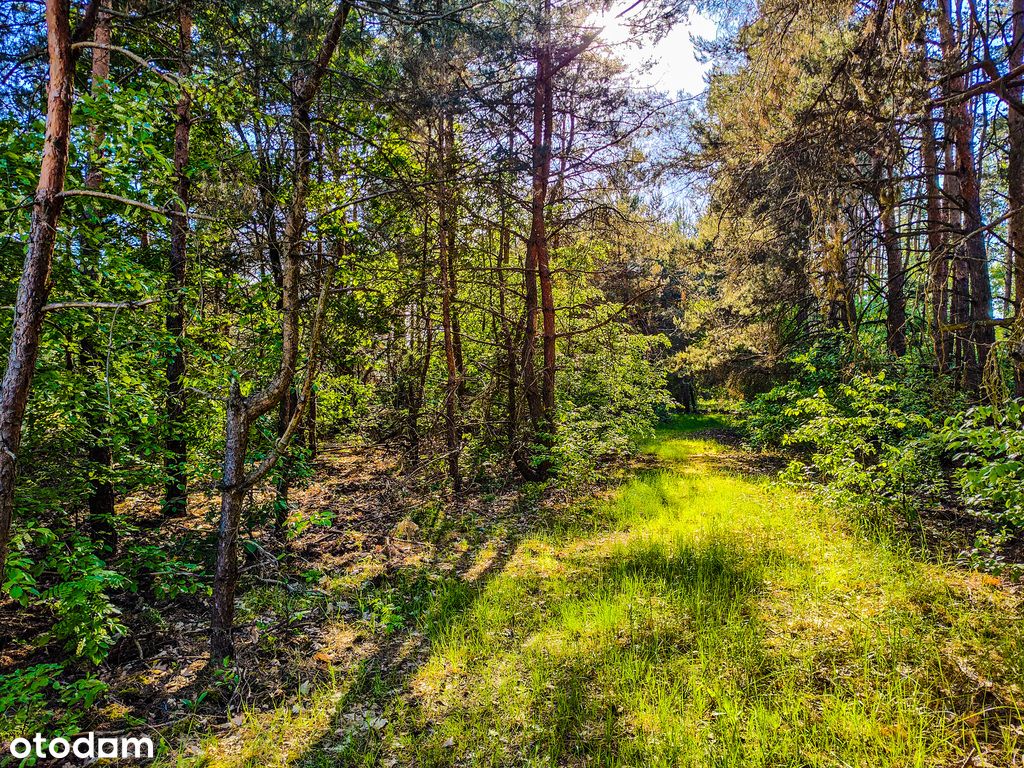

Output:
xmin=0 ymin=0 xmax=99 ymax=583
xmin=209 ymin=0 xmax=351 ymax=661
xmin=164 ymin=0 xmax=193 ymax=517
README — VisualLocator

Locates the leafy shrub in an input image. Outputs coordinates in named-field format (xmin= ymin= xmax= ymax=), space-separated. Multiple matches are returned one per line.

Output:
xmin=941 ymin=401 xmax=1024 ymax=529
xmin=765 ymin=373 xmax=944 ymax=520
xmin=0 ymin=663 xmax=108 ymax=742
xmin=743 ymin=335 xmax=848 ymax=450
xmin=5 ymin=526 xmax=127 ymax=665
xmin=123 ymin=543 xmax=207 ymax=601
xmin=743 ymin=382 xmax=807 ymax=450
xmin=42 ymin=536 xmax=129 ymax=665
xmin=554 ymin=329 xmax=671 ymax=485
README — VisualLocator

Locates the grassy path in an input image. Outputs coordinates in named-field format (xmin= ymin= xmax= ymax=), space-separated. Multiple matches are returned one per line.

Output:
xmin=185 ymin=415 xmax=1024 ymax=767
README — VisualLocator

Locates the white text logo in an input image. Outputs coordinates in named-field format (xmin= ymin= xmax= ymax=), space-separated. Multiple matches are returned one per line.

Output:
xmin=8 ymin=732 xmax=154 ymax=761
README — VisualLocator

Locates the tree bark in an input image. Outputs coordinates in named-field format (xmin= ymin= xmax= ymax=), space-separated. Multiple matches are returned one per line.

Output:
xmin=0 ymin=0 xmax=95 ymax=582
xmin=519 ymin=40 xmax=554 ymax=477
xmin=521 ymin=45 xmax=547 ymax=437
xmin=437 ymin=115 xmax=462 ymax=494
xmin=877 ymin=179 xmax=906 ymax=357
xmin=81 ymin=8 xmax=116 ymax=552
xmin=164 ymin=0 xmax=193 ymax=517
xmin=209 ymin=383 xmax=248 ymax=660
xmin=919 ymin=70 xmax=949 ymax=369
xmin=1009 ymin=0 xmax=1024 ymax=395
xmin=274 ymin=387 xmax=300 ymax=538
xmin=937 ymin=0 xmax=995 ymax=393
xmin=537 ymin=48 xmax=557 ymax=433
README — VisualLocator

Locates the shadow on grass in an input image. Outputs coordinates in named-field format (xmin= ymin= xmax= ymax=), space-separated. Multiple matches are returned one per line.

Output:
xmin=287 ymin=514 xmax=774 ymax=767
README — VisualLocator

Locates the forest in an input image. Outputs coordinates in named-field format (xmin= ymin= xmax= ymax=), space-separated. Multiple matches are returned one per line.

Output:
xmin=0 ymin=0 xmax=1023 ymax=764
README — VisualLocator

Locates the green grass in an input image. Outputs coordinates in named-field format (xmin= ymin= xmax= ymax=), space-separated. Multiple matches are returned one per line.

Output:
xmin=177 ymin=415 xmax=1024 ymax=767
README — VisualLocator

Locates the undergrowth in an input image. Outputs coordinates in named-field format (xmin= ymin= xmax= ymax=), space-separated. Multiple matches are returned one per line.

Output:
xmin=166 ymin=414 xmax=1024 ymax=767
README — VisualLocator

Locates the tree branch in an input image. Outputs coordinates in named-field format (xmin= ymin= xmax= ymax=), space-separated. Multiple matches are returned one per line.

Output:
xmin=44 ymin=297 xmax=160 ymax=312
xmin=70 ymin=41 xmax=183 ymax=87
xmin=240 ymin=264 xmax=337 ymax=490
xmin=59 ymin=189 xmax=220 ymax=222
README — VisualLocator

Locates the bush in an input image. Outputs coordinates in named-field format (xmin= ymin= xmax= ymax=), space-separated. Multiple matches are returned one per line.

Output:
xmin=5 ymin=526 xmax=127 ymax=665
xmin=554 ymin=329 xmax=672 ymax=485
xmin=743 ymin=335 xmax=847 ymax=450
xmin=941 ymin=400 xmax=1024 ymax=530
xmin=743 ymin=381 xmax=807 ymax=450
xmin=780 ymin=374 xmax=941 ymax=517
xmin=747 ymin=372 xmax=946 ymax=524
xmin=0 ymin=663 xmax=108 ymax=744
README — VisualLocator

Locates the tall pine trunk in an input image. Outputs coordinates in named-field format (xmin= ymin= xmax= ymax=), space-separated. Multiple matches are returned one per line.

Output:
xmin=876 ymin=174 xmax=906 ymax=357
xmin=1008 ymin=0 xmax=1024 ymax=395
xmin=437 ymin=114 xmax=462 ymax=493
xmin=937 ymin=0 xmax=994 ymax=393
xmin=164 ymin=0 xmax=193 ymax=517
xmin=919 ymin=66 xmax=949 ymax=369
xmin=0 ymin=0 xmax=97 ymax=582
xmin=81 ymin=9 xmax=116 ymax=552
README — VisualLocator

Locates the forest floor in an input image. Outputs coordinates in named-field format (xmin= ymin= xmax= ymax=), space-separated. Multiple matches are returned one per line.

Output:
xmin=157 ymin=415 xmax=1024 ymax=768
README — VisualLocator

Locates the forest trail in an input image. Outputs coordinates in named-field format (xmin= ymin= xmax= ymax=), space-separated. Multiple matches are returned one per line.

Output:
xmin=180 ymin=416 xmax=1023 ymax=767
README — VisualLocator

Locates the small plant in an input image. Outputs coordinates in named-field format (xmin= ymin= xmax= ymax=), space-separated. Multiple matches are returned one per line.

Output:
xmin=42 ymin=536 xmax=129 ymax=665
xmin=123 ymin=543 xmax=207 ymax=600
xmin=356 ymin=589 xmax=407 ymax=638
xmin=956 ymin=529 xmax=1022 ymax=577
xmin=288 ymin=508 xmax=336 ymax=540
xmin=359 ymin=591 xmax=406 ymax=634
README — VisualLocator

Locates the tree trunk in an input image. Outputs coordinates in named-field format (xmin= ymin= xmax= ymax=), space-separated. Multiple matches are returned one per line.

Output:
xmin=877 ymin=180 xmax=906 ymax=357
xmin=209 ymin=0 xmax=349 ymax=660
xmin=918 ymin=55 xmax=949 ymax=370
xmin=519 ymin=41 xmax=554 ymax=477
xmin=496 ymin=202 xmax=522 ymax=468
xmin=437 ymin=115 xmax=462 ymax=494
xmin=937 ymin=0 xmax=994 ymax=393
xmin=274 ymin=387 xmax=300 ymax=538
xmin=1009 ymin=0 xmax=1024 ymax=395
xmin=210 ymin=384 xmax=248 ymax=661
xmin=164 ymin=0 xmax=193 ymax=517
xmin=0 ymin=0 xmax=92 ymax=582
xmin=537 ymin=52 xmax=557 ymax=434
xmin=81 ymin=9 xmax=116 ymax=551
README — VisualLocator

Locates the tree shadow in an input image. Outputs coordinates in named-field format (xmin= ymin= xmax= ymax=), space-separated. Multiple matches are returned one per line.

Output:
xmin=281 ymin=525 xmax=789 ymax=767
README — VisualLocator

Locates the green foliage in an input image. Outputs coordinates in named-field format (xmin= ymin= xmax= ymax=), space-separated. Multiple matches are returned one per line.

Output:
xmin=778 ymin=373 xmax=941 ymax=519
xmin=41 ymin=535 xmax=129 ymax=665
xmin=942 ymin=401 xmax=1024 ymax=529
xmin=555 ymin=327 xmax=672 ymax=484
xmin=743 ymin=381 xmax=807 ymax=450
xmin=287 ymin=507 xmax=336 ymax=540
xmin=123 ymin=544 xmax=207 ymax=601
xmin=0 ymin=664 xmax=108 ymax=742
xmin=5 ymin=525 xmax=127 ymax=665
xmin=742 ymin=342 xmax=1024 ymax=573
xmin=743 ymin=337 xmax=846 ymax=450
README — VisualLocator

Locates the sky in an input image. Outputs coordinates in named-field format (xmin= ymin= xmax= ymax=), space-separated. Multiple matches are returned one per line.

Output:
xmin=595 ymin=6 xmax=717 ymax=96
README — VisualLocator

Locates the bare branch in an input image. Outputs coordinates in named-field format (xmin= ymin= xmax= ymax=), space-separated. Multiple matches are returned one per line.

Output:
xmin=70 ymin=41 xmax=183 ymax=87
xmin=59 ymin=189 xmax=220 ymax=222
